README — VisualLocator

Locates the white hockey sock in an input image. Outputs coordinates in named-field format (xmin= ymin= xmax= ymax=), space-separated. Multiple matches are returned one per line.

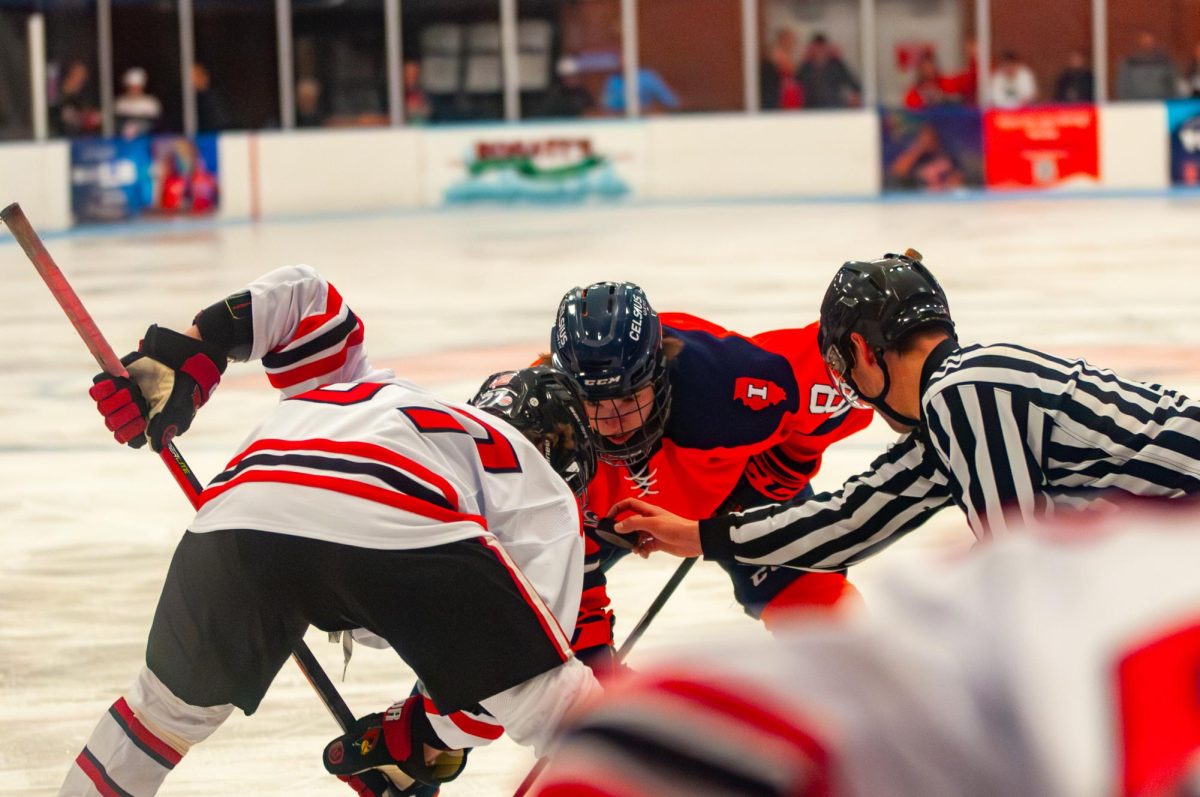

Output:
xmin=59 ymin=666 xmax=235 ymax=797
xmin=480 ymin=657 xmax=603 ymax=757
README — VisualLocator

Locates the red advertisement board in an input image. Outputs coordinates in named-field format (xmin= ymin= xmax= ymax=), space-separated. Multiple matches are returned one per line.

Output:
xmin=983 ymin=105 xmax=1099 ymax=189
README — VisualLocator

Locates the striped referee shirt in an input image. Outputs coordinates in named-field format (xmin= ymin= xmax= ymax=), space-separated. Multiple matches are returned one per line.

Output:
xmin=700 ymin=338 xmax=1200 ymax=570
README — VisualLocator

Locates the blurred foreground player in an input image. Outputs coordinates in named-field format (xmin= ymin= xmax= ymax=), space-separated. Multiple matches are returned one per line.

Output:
xmin=545 ymin=282 xmax=873 ymax=668
xmin=533 ymin=505 xmax=1200 ymax=797
xmin=63 ymin=266 xmax=602 ymax=797
xmin=617 ymin=251 xmax=1200 ymax=569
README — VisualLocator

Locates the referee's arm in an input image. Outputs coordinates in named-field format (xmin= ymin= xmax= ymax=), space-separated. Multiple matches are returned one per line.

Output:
xmin=699 ymin=432 xmax=954 ymax=571
xmin=923 ymin=381 xmax=1048 ymax=538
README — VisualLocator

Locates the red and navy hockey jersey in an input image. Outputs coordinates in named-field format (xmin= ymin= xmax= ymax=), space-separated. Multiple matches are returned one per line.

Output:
xmin=572 ymin=313 xmax=873 ymax=652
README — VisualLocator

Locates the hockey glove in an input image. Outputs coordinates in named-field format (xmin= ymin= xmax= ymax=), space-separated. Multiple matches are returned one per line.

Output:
xmin=89 ymin=324 xmax=227 ymax=451
xmin=324 ymin=696 xmax=468 ymax=790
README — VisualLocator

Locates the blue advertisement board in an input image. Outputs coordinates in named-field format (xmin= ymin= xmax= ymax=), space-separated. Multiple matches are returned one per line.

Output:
xmin=1168 ymin=99 xmax=1200 ymax=187
xmin=71 ymin=134 xmax=219 ymax=224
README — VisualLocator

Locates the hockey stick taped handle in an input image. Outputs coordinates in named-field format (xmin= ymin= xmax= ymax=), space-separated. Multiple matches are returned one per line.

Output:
xmin=1 ymin=203 xmax=204 ymax=506
xmin=1 ymin=203 xmax=128 ymax=378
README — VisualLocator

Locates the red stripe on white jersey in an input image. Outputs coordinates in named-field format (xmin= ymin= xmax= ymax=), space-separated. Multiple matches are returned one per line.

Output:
xmin=221 ymin=437 xmax=460 ymax=509
xmin=647 ymin=674 xmax=830 ymax=779
xmin=477 ymin=536 xmax=573 ymax=660
xmin=267 ymin=320 xmax=365 ymax=389
xmin=199 ymin=469 xmax=487 ymax=528
xmin=292 ymin=282 xmax=345 ymax=340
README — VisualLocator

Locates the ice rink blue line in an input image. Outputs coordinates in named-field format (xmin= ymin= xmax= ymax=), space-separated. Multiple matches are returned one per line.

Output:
xmin=6 ymin=186 xmax=1200 ymax=247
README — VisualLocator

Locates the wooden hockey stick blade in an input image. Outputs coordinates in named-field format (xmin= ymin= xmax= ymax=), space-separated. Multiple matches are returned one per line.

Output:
xmin=3 ymin=203 xmax=403 ymax=791
xmin=512 ymin=555 xmax=699 ymax=796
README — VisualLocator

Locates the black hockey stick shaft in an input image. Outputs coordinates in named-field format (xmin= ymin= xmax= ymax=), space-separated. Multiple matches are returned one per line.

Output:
xmin=0 ymin=202 xmax=405 ymax=791
xmin=511 ymin=555 xmax=698 ymax=797
xmin=616 ymin=556 xmax=697 ymax=660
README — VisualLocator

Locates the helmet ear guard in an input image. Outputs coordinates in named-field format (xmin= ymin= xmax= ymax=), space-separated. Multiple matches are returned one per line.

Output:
xmin=469 ymin=366 xmax=598 ymax=497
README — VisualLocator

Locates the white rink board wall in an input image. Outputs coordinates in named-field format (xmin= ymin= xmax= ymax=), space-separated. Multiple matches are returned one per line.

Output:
xmin=1098 ymin=102 xmax=1169 ymax=191
xmin=0 ymin=140 xmax=71 ymax=233
xmin=0 ymin=108 xmax=1175 ymax=233
xmin=643 ymin=112 xmax=879 ymax=200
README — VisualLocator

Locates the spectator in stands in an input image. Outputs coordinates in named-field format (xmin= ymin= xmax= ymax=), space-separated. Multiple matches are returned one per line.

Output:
xmin=1181 ymin=42 xmax=1200 ymax=98
xmin=603 ymin=63 xmax=680 ymax=114
xmin=904 ymin=51 xmax=960 ymax=109
xmin=403 ymin=60 xmax=432 ymax=124
xmin=538 ymin=56 xmax=596 ymax=118
xmin=798 ymin=32 xmax=861 ymax=108
xmin=50 ymin=59 xmax=101 ymax=137
xmin=1054 ymin=51 xmax=1095 ymax=103
xmin=760 ymin=28 xmax=803 ymax=110
xmin=1117 ymin=30 xmax=1178 ymax=100
xmin=295 ymin=77 xmax=326 ymax=127
xmin=192 ymin=62 xmax=230 ymax=132
xmin=115 ymin=67 xmax=161 ymax=140
xmin=990 ymin=50 xmax=1037 ymax=108
xmin=947 ymin=37 xmax=978 ymax=106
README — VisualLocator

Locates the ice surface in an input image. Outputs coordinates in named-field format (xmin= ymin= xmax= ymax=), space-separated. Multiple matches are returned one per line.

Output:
xmin=4 ymin=195 xmax=1200 ymax=795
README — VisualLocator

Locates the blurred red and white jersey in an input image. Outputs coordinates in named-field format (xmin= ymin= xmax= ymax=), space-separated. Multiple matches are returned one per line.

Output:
xmin=533 ymin=507 xmax=1200 ymax=797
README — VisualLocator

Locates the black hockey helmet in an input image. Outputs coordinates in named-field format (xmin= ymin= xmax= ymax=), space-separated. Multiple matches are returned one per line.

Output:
xmin=469 ymin=366 xmax=597 ymax=498
xmin=550 ymin=282 xmax=672 ymax=463
xmin=818 ymin=251 xmax=954 ymax=411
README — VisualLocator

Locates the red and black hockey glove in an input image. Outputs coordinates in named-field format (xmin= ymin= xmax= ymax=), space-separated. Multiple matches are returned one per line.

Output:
xmin=324 ymin=696 xmax=468 ymax=792
xmin=89 ymin=324 xmax=227 ymax=451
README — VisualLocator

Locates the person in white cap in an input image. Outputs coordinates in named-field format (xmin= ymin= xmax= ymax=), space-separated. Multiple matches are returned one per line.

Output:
xmin=115 ymin=66 xmax=161 ymax=139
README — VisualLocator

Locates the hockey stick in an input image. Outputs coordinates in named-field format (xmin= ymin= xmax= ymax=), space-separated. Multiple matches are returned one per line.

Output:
xmin=2 ymin=202 xmax=403 ymax=796
xmin=510 ymin=555 xmax=698 ymax=797
xmin=615 ymin=556 xmax=697 ymax=660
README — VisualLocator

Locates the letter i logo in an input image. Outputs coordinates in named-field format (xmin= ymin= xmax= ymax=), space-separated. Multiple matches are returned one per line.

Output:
xmin=734 ymin=377 xmax=786 ymax=410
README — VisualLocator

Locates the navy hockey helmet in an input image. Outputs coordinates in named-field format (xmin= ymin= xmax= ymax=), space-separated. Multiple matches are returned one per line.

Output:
xmin=549 ymin=282 xmax=672 ymax=463
xmin=818 ymin=250 xmax=954 ymax=412
xmin=469 ymin=366 xmax=597 ymax=498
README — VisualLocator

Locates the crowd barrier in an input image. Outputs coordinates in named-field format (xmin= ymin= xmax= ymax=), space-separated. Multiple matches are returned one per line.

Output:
xmin=2 ymin=100 xmax=1197 ymax=235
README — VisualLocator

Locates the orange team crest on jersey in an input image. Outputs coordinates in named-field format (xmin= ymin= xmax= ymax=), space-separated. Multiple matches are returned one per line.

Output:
xmin=734 ymin=377 xmax=786 ymax=410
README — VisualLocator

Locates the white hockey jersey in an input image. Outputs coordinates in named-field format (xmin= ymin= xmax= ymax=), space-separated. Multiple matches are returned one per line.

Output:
xmin=534 ymin=506 xmax=1200 ymax=797
xmin=188 ymin=265 xmax=585 ymax=636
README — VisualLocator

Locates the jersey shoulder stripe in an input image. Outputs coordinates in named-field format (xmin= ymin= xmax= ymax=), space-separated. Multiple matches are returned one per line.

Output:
xmin=263 ymin=307 xmax=360 ymax=370
xmin=200 ymin=437 xmax=483 ymax=527
xmin=265 ymin=320 xmax=365 ymax=389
